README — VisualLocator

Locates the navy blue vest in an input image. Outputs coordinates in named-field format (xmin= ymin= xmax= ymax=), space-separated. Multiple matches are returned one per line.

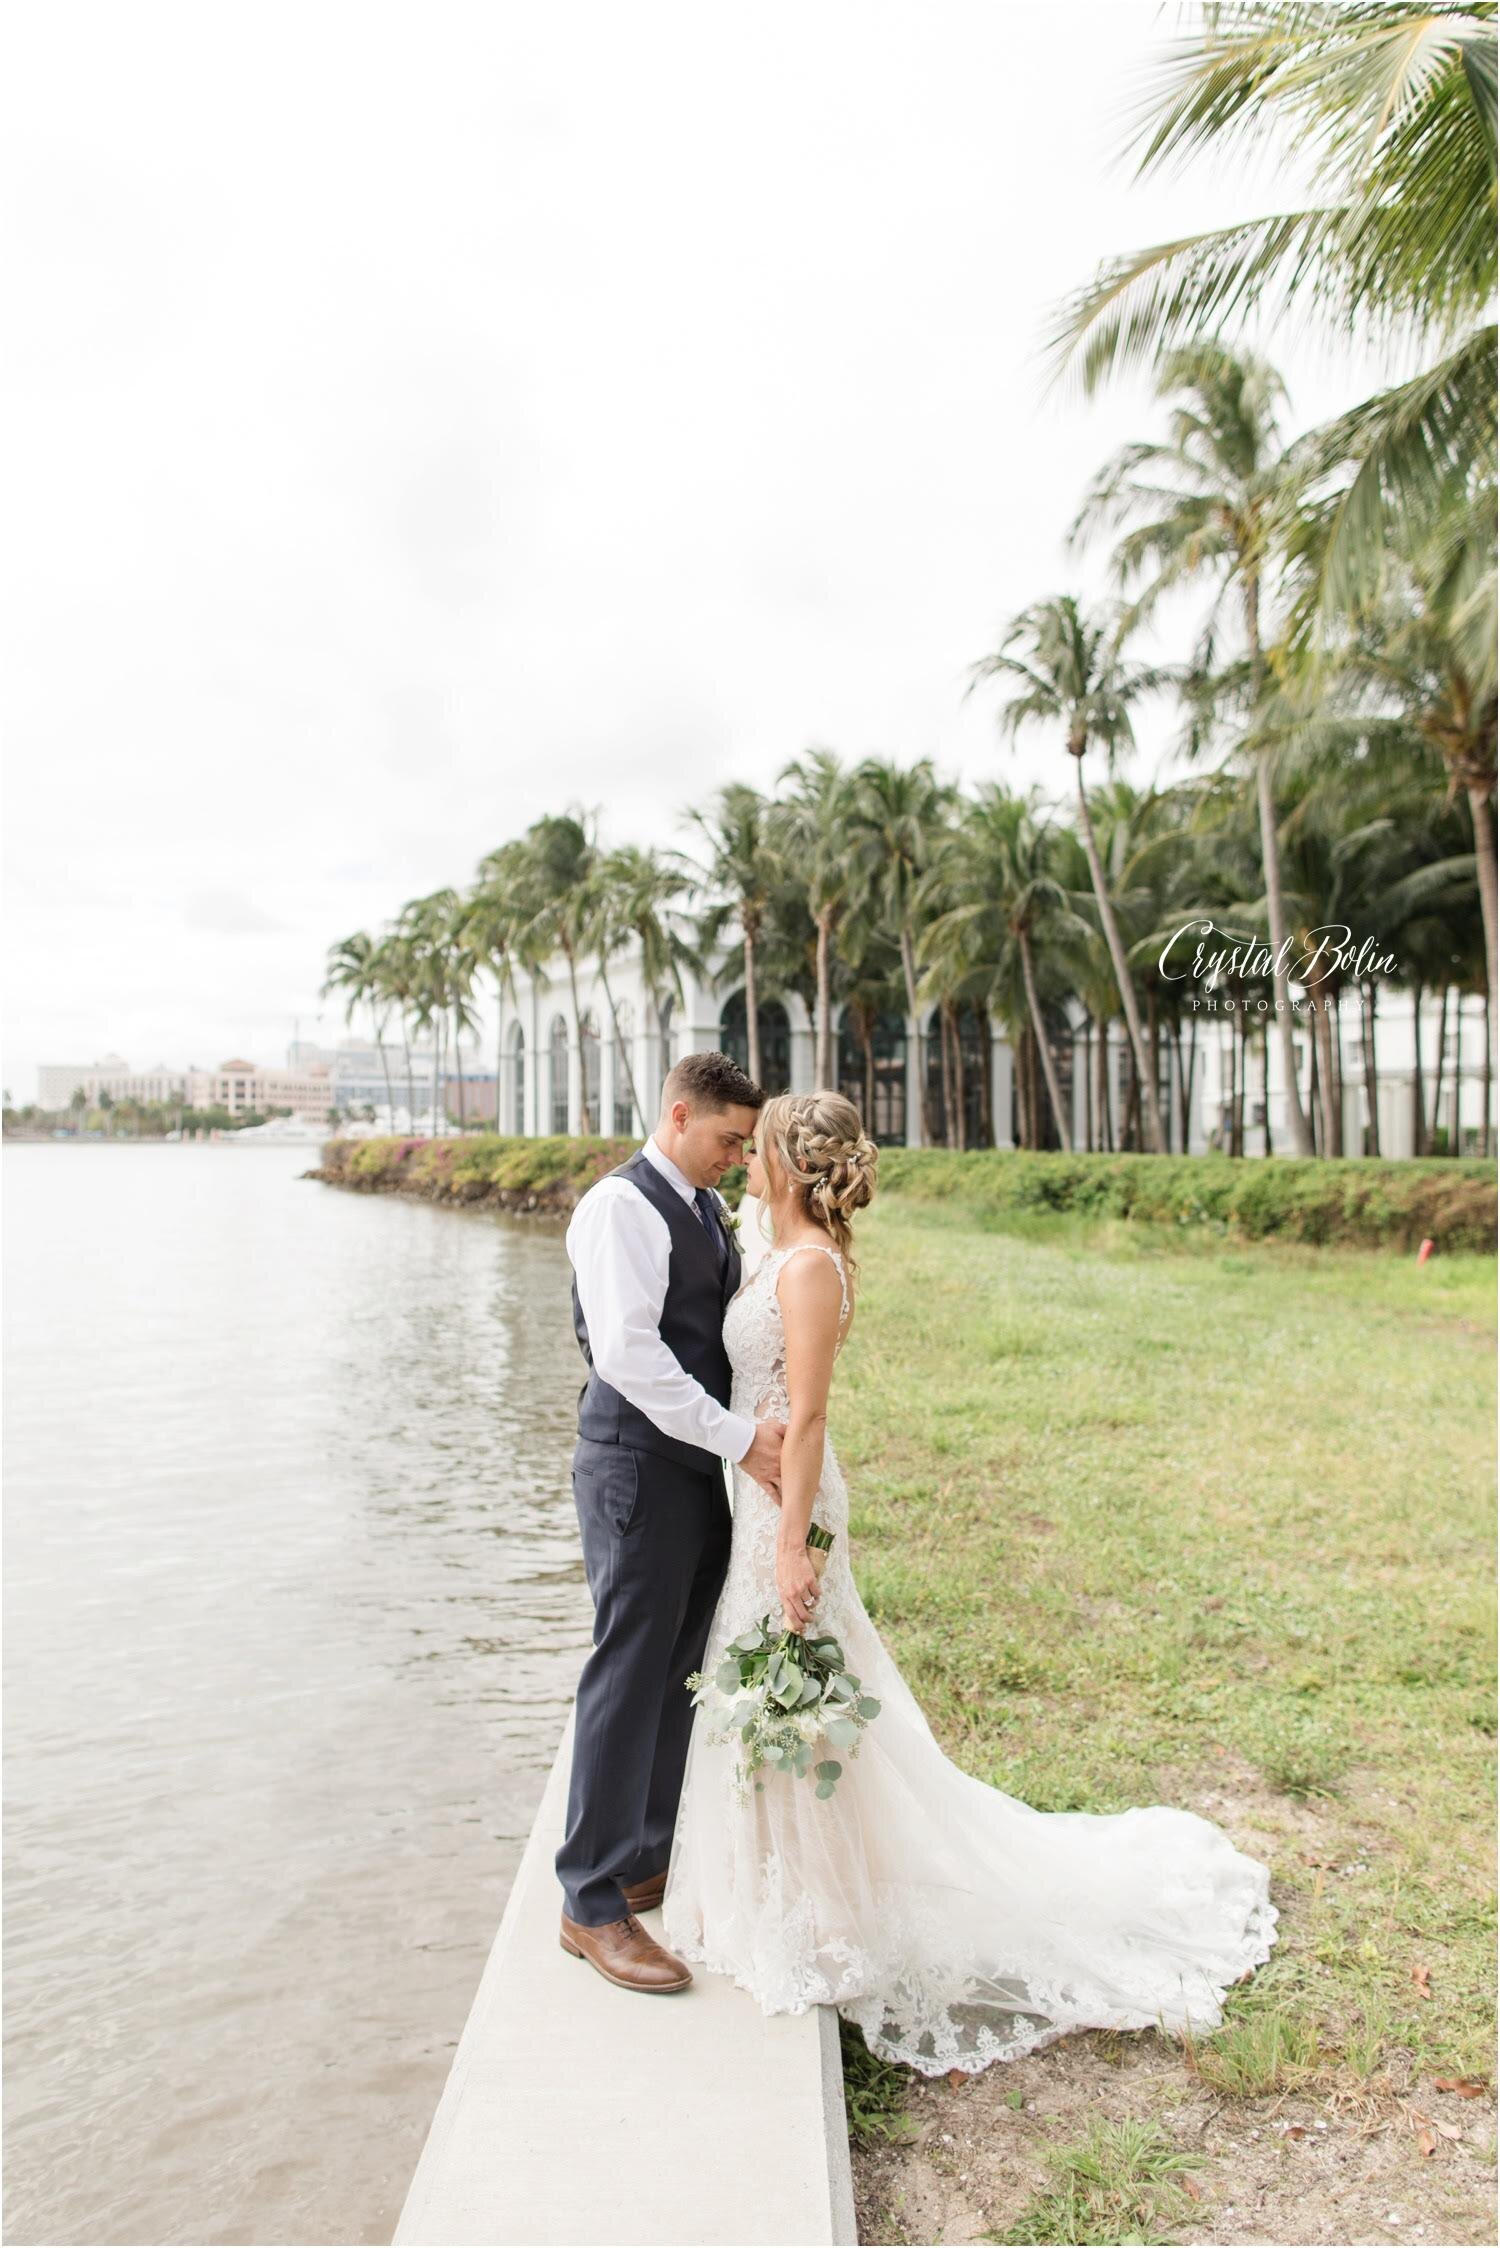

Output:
xmin=571 ymin=1150 xmax=743 ymax=1472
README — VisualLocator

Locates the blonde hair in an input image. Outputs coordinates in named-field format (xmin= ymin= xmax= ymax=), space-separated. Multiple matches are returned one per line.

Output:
xmin=755 ymin=1091 xmax=879 ymax=1287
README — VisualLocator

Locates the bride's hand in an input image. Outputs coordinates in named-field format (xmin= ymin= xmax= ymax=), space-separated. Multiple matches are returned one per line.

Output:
xmin=776 ymin=1544 xmax=821 ymax=1635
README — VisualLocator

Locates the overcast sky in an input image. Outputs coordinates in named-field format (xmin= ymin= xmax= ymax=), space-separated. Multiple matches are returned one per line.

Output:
xmin=4 ymin=0 xmax=1400 ymax=1096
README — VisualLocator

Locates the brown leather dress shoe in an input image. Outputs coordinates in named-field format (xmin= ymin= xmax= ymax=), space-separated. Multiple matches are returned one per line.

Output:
xmin=559 ymin=1912 xmax=692 ymax=1993
xmin=620 ymin=1868 xmax=668 ymax=1914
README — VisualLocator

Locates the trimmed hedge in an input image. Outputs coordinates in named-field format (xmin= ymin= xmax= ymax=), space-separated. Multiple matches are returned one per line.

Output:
xmin=873 ymin=1147 xmax=1497 ymax=1252
xmin=309 ymin=1134 xmax=1496 ymax=1252
xmin=309 ymin=1131 xmax=640 ymax=1211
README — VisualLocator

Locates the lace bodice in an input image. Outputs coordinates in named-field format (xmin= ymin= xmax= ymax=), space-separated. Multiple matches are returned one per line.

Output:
xmin=724 ymin=1241 xmax=850 ymax=1425
xmin=707 ymin=1240 xmax=858 ymax=1676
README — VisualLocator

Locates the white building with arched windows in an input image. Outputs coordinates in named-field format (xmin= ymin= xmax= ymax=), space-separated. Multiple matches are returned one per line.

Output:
xmin=490 ymin=942 xmax=1493 ymax=1158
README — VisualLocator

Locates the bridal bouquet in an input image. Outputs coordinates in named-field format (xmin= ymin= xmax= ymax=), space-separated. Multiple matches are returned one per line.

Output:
xmin=685 ymin=1529 xmax=881 ymax=1801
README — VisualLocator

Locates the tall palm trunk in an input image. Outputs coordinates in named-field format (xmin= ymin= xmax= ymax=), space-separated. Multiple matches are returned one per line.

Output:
xmin=1246 ymin=573 xmax=1315 ymax=1157
xmin=599 ymin=961 xmax=642 ymax=1135
xmin=898 ymin=925 xmax=934 ymax=1146
xmin=398 ymin=1017 xmax=415 ymax=1131
xmin=1451 ymin=992 xmax=1465 ymax=1154
xmin=1082 ymin=1015 xmax=1095 ymax=1149
xmin=1361 ymin=980 xmax=1381 ymax=1156
xmin=1307 ymin=1011 xmax=1322 ymax=1153
xmin=1123 ymin=1034 xmax=1141 ymax=1151
xmin=742 ymin=917 xmax=762 ymax=1084
xmin=1313 ymin=993 xmax=1340 ymax=1155
xmin=1429 ymin=982 xmax=1450 ymax=1149
xmin=374 ymin=1006 xmax=395 ymax=1124
xmin=975 ymin=1000 xmax=995 ymax=1146
xmin=1100 ymin=1023 xmax=1114 ymax=1151
xmin=939 ymin=1003 xmax=957 ymax=1148
xmin=814 ymin=911 xmax=833 ymax=1086
xmin=453 ymin=1010 xmax=467 ymax=1130
xmin=1467 ymin=783 xmax=1498 ymax=1070
xmin=564 ymin=947 xmax=592 ymax=1134
xmin=1071 ymin=753 xmax=1166 ymax=1152
xmin=492 ymin=962 xmax=510 ymax=1136
xmin=1411 ymin=982 xmax=1426 ymax=1157
xmin=952 ymin=1006 xmax=969 ymax=1152
xmin=1019 ymin=928 xmax=1072 ymax=1149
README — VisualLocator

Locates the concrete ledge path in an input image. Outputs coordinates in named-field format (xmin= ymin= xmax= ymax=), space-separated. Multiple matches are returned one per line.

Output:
xmin=395 ymin=1714 xmax=858 ymax=2247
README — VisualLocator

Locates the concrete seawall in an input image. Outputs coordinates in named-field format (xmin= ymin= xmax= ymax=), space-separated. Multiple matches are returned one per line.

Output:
xmin=395 ymin=1715 xmax=858 ymax=2247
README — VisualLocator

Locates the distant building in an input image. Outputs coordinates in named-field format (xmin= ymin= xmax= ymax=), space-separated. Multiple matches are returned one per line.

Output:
xmin=38 ymin=1056 xmax=188 ymax=1108
xmin=185 ymin=1060 xmax=334 ymax=1123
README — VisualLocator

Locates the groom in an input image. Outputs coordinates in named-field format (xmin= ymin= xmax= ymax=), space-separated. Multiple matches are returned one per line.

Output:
xmin=556 ymin=1050 xmax=785 ymax=1993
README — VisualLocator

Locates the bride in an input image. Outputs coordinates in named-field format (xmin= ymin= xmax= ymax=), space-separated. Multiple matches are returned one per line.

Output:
xmin=662 ymin=1090 xmax=1278 ymax=2075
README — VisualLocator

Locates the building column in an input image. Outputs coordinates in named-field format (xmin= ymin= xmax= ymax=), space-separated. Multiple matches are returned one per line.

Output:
xmin=789 ymin=1021 xmax=816 ymax=1095
xmin=991 ymin=1029 xmax=1015 ymax=1150
xmin=903 ymin=1017 xmax=922 ymax=1147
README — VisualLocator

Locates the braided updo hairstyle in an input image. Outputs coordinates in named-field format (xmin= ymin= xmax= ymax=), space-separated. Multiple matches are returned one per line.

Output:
xmin=755 ymin=1091 xmax=879 ymax=1288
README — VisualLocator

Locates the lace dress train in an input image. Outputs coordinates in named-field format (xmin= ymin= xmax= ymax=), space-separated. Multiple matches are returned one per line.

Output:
xmin=661 ymin=1242 xmax=1279 ymax=2076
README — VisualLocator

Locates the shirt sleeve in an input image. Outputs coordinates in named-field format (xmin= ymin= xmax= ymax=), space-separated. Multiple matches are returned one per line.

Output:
xmin=567 ymin=1181 xmax=757 ymax=1462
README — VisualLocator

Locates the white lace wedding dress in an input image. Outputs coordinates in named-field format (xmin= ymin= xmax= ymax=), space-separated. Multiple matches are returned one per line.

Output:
xmin=662 ymin=1239 xmax=1279 ymax=2075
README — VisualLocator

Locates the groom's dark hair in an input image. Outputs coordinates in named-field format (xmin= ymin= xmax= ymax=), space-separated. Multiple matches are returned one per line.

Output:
xmin=662 ymin=1050 xmax=764 ymax=1115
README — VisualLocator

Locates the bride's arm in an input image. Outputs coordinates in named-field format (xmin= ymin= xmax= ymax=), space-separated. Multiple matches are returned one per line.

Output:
xmin=773 ymin=1252 xmax=844 ymax=1632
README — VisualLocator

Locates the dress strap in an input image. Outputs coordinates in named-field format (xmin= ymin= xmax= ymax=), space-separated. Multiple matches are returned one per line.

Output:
xmin=773 ymin=1241 xmax=850 ymax=1324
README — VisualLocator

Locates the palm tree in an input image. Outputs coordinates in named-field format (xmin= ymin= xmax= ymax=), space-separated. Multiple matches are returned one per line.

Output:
xmin=971 ymin=597 xmax=1171 ymax=1152
xmin=1307 ymin=508 xmax=1498 ymax=1059
xmin=1074 ymin=340 xmax=1316 ymax=1151
xmin=509 ymin=812 xmax=601 ymax=1133
xmin=919 ymin=786 xmax=1082 ymax=1149
xmin=618 ymin=845 xmax=701 ymax=1102
xmin=469 ymin=840 xmax=529 ymax=1133
xmin=372 ymin=931 xmax=421 ymax=1129
xmin=396 ymin=889 xmax=464 ymax=1132
xmin=1052 ymin=3 xmax=1497 ymax=620
xmin=776 ymin=749 xmax=856 ymax=1086
xmin=581 ymin=846 xmax=693 ymax=1132
xmin=685 ymin=784 xmax=780 ymax=1082
xmin=843 ymin=758 xmax=955 ymax=1146
xmin=322 ymin=930 xmax=396 ymax=1124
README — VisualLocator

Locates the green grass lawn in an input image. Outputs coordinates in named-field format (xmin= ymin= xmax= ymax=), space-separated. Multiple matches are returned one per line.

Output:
xmin=833 ymin=1199 xmax=1496 ymax=2103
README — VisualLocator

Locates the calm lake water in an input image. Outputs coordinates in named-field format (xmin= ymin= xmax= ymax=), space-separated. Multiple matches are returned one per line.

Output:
xmin=3 ymin=1144 xmax=591 ymax=2246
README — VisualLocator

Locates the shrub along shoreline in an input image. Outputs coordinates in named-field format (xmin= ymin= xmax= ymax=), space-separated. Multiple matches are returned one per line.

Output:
xmin=307 ymin=1134 xmax=1496 ymax=1252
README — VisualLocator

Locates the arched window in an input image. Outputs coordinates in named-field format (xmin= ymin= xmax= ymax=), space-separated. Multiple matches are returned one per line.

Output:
xmin=718 ymin=991 xmax=791 ymax=1094
xmin=580 ymin=1010 xmax=601 ymax=1134
xmin=511 ymin=1024 xmax=526 ymax=1136
xmin=837 ymin=1007 xmax=908 ymax=1145
xmin=611 ymin=1000 xmax=636 ymax=1135
xmin=549 ymin=1015 xmax=569 ymax=1135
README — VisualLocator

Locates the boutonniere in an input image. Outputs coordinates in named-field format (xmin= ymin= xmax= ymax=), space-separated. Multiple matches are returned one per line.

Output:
xmin=721 ymin=1202 xmax=744 ymax=1249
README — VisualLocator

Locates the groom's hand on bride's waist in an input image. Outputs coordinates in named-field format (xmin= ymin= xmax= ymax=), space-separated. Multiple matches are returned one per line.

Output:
xmin=740 ymin=1419 xmax=786 ymax=1500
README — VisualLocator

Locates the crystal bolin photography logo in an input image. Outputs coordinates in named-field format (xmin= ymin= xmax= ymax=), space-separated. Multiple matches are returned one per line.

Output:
xmin=1159 ymin=921 xmax=1401 ymax=1014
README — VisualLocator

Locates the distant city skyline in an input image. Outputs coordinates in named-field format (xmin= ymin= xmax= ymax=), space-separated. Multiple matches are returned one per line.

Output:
xmin=5 ymin=2 xmax=1404 ymax=1100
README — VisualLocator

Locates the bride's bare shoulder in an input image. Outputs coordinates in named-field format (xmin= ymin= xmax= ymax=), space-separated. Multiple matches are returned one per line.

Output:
xmin=773 ymin=1243 xmax=845 ymax=1322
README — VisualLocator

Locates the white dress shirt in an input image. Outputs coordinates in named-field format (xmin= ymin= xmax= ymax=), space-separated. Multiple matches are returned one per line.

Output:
xmin=566 ymin=1136 xmax=757 ymax=1463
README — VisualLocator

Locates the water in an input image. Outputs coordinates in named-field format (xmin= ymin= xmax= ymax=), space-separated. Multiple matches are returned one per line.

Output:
xmin=3 ymin=1144 xmax=591 ymax=2246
